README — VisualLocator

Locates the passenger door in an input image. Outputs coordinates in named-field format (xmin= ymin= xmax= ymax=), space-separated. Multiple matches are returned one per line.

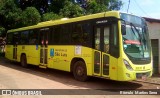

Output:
xmin=93 ymin=21 xmax=119 ymax=80
xmin=39 ymin=28 xmax=49 ymax=67
xmin=13 ymin=32 xmax=19 ymax=60
xmin=94 ymin=26 xmax=110 ymax=77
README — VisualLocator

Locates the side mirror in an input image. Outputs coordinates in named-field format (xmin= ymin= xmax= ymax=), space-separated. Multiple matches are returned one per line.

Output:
xmin=121 ymin=25 xmax=126 ymax=35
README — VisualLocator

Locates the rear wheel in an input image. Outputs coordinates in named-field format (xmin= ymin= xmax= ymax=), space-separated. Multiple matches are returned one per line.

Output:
xmin=20 ymin=54 xmax=28 ymax=67
xmin=73 ymin=61 xmax=88 ymax=82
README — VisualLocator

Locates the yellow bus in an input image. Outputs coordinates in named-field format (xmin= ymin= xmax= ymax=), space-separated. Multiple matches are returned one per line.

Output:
xmin=5 ymin=11 xmax=152 ymax=81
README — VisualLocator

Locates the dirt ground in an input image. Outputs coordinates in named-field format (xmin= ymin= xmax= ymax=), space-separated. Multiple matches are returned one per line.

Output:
xmin=0 ymin=57 xmax=160 ymax=98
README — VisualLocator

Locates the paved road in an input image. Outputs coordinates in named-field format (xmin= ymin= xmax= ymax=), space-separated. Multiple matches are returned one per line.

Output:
xmin=0 ymin=57 xmax=160 ymax=98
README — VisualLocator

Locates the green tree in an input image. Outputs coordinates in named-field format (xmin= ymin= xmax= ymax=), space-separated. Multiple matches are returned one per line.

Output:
xmin=75 ymin=0 xmax=123 ymax=14
xmin=85 ymin=1 xmax=107 ymax=14
xmin=59 ymin=1 xmax=84 ymax=18
xmin=108 ymin=0 xmax=123 ymax=10
xmin=19 ymin=0 xmax=49 ymax=14
xmin=42 ymin=12 xmax=61 ymax=21
xmin=0 ymin=0 xmax=22 ymax=29
xmin=48 ymin=0 xmax=68 ymax=14
xmin=0 ymin=27 xmax=6 ymax=37
xmin=22 ymin=7 xmax=41 ymax=26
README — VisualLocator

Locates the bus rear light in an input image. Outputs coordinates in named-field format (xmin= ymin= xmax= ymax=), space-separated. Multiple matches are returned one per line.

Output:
xmin=123 ymin=59 xmax=133 ymax=71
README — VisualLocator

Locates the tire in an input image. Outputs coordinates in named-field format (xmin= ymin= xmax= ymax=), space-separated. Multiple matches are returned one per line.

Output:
xmin=73 ymin=61 xmax=88 ymax=82
xmin=20 ymin=54 xmax=28 ymax=67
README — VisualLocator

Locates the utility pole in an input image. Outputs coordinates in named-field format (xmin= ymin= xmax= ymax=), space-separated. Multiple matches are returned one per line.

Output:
xmin=127 ymin=0 xmax=130 ymax=13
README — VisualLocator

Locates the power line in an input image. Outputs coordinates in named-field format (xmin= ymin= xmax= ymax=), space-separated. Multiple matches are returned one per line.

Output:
xmin=133 ymin=0 xmax=151 ymax=18
xmin=127 ymin=0 xmax=130 ymax=13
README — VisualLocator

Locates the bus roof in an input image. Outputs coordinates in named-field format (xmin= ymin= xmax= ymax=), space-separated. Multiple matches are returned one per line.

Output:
xmin=8 ymin=11 xmax=120 ymax=33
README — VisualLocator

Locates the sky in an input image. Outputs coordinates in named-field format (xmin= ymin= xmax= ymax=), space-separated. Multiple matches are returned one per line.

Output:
xmin=120 ymin=0 xmax=160 ymax=19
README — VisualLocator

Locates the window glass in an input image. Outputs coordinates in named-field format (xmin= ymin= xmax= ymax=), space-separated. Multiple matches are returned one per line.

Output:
xmin=72 ymin=23 xmax=91 ymax=46
xmin=112 ymin=24 xmax=117 ymax=46
xmin=104 ymin=27 xmax=110 ymax=53
xmin=29 ymin=30 xmax=38 ymax=44
xmin=49 ymin=28 xmax=54 ymax=44
xmin=54 ymin=26 xmax=61 ymax=44
xmin=39 ymin=28 xmax=49 ymax=45
xmin=13 ymin=32 xmax=19 ymax=45
xmin=82 ymin=23 xmax=90 ymax=46
xmin=95 ymin=28 xmax=100 ymax=50
xmin=61 ymin=25 xmax=71 ymax=44
xmin=21 ymin=31 xmax=29 ymax=44
xmin=7 ymin=33 xmax=13 ymax=44
xmin=72 ymin=24 xmax=83 ymax=44
xmin=110 ymin=23 xmax=119 ymax=58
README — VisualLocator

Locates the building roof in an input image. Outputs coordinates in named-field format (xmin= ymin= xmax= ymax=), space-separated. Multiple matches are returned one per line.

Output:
xmin=143 ymin=17 xmax=160 ymax=23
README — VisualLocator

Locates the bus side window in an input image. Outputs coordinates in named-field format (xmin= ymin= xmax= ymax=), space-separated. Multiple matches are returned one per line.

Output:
xmin=54 ymin=26 xmax=61 ymax=44
xmin=82 ymin=23 xmax=91 ymax=47
xmin=29 ymin=30 xmax=38 ymax=45
xmin=110 ymin=23 xmax=119 ymax=58
xmin=13 ymin=32 xmax=19 ymax=45
xmin=7 ymin=33 xmax=13 ymax=45
xmin=61 ymin=24 xmax=71 ymax=44
xmin=72 ymin=23 xmax=83 ymax=44
xmin=49 ymin=28 xmax=54 ymax=45
xmin=21 ymin=31 xmax=29 ymax=45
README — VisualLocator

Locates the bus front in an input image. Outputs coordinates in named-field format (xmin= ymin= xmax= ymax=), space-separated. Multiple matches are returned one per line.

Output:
xmin=119 ymin=13 xmax=152 ymax=81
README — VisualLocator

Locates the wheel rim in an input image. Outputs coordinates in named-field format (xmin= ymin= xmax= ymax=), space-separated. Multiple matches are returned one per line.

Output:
xmin=76 ymin=66 xmax=84 ymax=76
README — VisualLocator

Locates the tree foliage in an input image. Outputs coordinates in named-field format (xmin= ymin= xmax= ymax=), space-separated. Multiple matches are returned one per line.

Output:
xmin=42 ymin=12 xmax=61 ymax=21
xmin=85 ymin=1 xmax=107 ymax=14
xmin=0 ymin=27 xmax=6 ymax=37
xmin=0 ymin=0 xmax=123 ymax=31
xmin=48 ymin=0 xmax=67 ymax=14
xmin=19 ymin=0 xmax=48 ymax=14
xmin=60 ymin=1 xmax=84 ymax=18
xmin=22 ymin=7 xmax=41 ymax=26
xmin=0 ymin=0 xmax=22 ymax=29
xmin=0 ymin=0 xmax=41 ymax=29
xmin=108 ymin=0 xmax=123 ymax=10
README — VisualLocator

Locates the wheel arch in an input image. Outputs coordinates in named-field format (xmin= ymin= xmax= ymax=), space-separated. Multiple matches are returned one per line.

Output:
xmin=20 ymin=53 xmax=27 ymax=63
xmin=70 ymin=57 xmax=86 ymax=73
xmin=21 ymin=53 xmax=26 ymax=59
xmin=20 ymin=53 xmax=28 ymax=67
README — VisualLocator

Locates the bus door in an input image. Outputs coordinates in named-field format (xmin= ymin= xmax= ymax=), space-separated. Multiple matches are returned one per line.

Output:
xmin=40 ymin=28 xmax=49 ymax=67
xmin=13 ymin=32 xmax=19 ymax=60
xmin=94 ymin=26 xmax=110 ymax=77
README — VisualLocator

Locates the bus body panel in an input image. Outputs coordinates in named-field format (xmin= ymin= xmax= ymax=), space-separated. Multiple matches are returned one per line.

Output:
xmin=5 ymin=45 xmax=13 ymax=60
xmin=47 ymin=46 xmax=93 ymax=75
xmin=108 ymin=56 xmax=118 ymax=80
xmin=5 ymin=11 xmax=153 ymax=81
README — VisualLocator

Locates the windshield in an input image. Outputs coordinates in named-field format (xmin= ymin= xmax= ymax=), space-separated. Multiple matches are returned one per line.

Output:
xmin=120 ymin=13 xmax=151 ymax=64
xmin=123 ymin=24 xmax=151 ymax=58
